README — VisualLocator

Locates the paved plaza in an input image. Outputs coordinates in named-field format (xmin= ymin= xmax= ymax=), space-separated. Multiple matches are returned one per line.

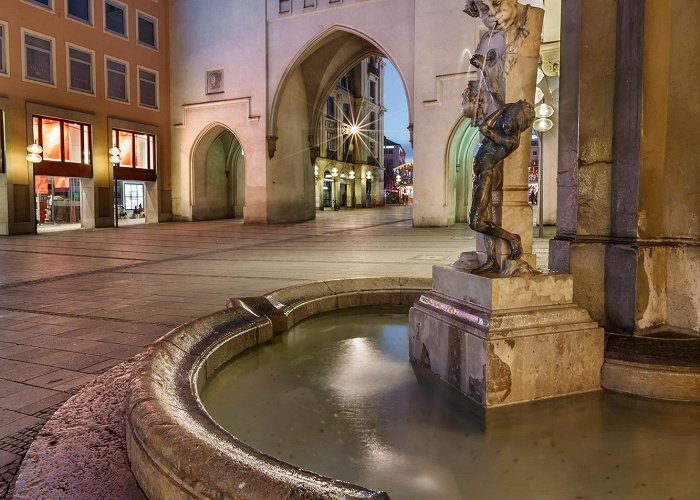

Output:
xmin=0 ymin=206 xmax=553 ymax=498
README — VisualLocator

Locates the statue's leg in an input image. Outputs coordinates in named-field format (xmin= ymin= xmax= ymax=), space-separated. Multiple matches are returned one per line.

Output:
xmin=469 ymin=169 xmax=523 ymax=260
xmin=469 ymin=170 xmax=500 ymax=273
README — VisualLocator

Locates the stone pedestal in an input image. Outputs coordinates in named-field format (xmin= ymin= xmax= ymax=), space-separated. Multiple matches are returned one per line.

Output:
xmin=409 ymin=265 xmax=604 ymax=408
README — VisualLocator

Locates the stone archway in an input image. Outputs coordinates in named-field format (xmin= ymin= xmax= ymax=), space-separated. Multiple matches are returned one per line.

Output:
xmin=446 ymin=117 xmax=480 ymax=225
xmin=266 ymin=26 xmax=412 ymax=223
xmin=191 ymin=124 xmax=245 ymax=221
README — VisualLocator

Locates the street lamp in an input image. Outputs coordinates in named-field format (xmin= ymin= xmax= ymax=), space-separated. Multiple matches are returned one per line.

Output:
xmin=533 ymin=103 xmax=554 ymax=238
xmin=331 ymin=167 xmax=339 ymax=208
xmin=349 ymin=169 xmax=356 ymax=207
xmin=109 ymin=146 xmax=122 ymax=227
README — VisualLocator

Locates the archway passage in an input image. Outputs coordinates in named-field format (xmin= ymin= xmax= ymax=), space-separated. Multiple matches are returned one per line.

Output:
xmin=268 ymin=27 xmax=411 ymax=223
xmin=446 ymin=118 xmax=480 ymax=224
xmin=192 ymin=126 xmax=245 ymax=221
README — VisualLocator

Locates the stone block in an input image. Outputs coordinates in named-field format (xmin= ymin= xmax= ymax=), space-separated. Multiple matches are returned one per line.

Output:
xmin=409 ymin=266 xmax=604 ymax=408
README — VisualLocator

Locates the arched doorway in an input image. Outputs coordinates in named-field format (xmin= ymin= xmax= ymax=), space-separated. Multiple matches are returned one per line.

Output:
xmin=446 ymin=118 xmax=480 ymax=224
xmin=191 ymin=125 xmax=245 ymax=221
xmin=268 ymin=26 xmax=412 ymax=223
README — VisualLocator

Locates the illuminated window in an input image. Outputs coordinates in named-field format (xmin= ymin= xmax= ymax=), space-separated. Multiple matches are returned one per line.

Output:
xmin=0 ymin=110 xmax=5 ymax=173
xmin=68 ymin=46 xmax=94 ymax=94
xmin=137 ymin=11 xmax=157 ymax=49
xmin=112 ymin=129 xmax=155 ymax=170
xmin=23 ymin=31 xmax=54 ymax=85
xmin=106 ymin=57 xmax=128 ymax=102
xmin=32 ymin=116 xmax=92 ymax=165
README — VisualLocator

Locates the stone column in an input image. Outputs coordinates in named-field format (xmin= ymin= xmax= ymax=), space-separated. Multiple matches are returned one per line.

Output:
xmin=551 ymin=0 xmax=699 ymax=336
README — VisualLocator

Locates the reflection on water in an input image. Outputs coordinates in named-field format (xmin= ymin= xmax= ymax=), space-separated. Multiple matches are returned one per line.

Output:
xmin=201 ymin=307 xmax=700 ymax=500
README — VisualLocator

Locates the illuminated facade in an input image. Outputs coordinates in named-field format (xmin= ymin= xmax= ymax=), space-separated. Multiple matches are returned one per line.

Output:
xmin=0 ymin=0 xmax=169 ymax=234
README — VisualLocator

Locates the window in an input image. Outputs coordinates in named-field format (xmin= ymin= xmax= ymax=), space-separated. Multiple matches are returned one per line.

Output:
xmin=68 ymin=45 xmax=94 ymax=94
xmin=369 ymin=112 xmax=376 ymax=131
xmin=326 ymin=97 xmax=335 ymax=117
xmin=67 ymin=0 xmax=91 ymax=24
xmin=32 ymin=116 xmax=92 ymax=165
xmin=326 ymin=131 xmax=336 ymax=151
xmin=138 ymin=67 xmax=157 ymax=109
xmin=23 ymin=31 xmax=54 ymax=85
xmin=123 ymin=182 xmax=144 ymax=210
xmin=0 ymin=22 xmax=7 ymax=76
xmin=0 ymin=110 xmax=5 ymax=173
xmin=106 ymin=57 xmax=128 ymax=102
xmin=137 ymin=11 xmax=157 ymax=49
xmin=369 ymin=81 xmax=376 ymax=101
xmin=112 ymin=129 xmax=156 ymax=171
xmin=23 ymin=0 xmax=52 ymax=9
xmin=105 ymin=0 xmax=127 ymax=37
xmin=279 ymin=0 xmax=290 ymax=14
xmin=303 ymin=0 xmax=316 ymax=8
xmin=342 ymin=103 xmax=350 ymax=122
xmin=329 ymin=0 xmax=342 ymax=3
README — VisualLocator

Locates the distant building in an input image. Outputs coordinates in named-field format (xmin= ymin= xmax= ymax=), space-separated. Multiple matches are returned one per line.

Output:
xmin=314 ymin=56 xmax=384 ymax=209
xmin=383 ymin=137 xmax=405 ymax=191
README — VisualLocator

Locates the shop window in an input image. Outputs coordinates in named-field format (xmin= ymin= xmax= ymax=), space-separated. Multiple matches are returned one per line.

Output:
xmin=113 ymin=129 xmax=156 ymax=171
xmin=23 ymin=30 xmax=54 ymax=85
xmin=0 ymin=110 xmax=5 ymax=173
xmin=138 ymin=67 xmax=158 ymax=109
xmin=279 ymin=1 xmax=290 ymax=14
xmin=106 ymin=57 xmax=128 ymax=102
xmin=67 ymin=0 xmax=91 ymax=24
xmin=137 ymin=11 xmax=157 ymax=49
xmin=0 ymin=22 xmax=7 ymax=76
xmin=105 ymin=0 xmax=127 ymax=38
xmin=32 ymin=115 xmax=92 ymax=167
xmin=68 ymin=45 xmax=94 ymax=94
xmin=123 ymin=182 xmax=144 ymax=210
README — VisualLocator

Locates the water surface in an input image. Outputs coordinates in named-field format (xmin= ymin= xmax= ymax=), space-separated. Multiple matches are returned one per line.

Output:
xmin=201 ymin=307 xmax=700 ymax=499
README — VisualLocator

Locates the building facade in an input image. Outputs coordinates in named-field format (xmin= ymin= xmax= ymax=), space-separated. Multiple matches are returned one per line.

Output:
xmin=0 ymin=0 xmax=170 ymax=235
xmin=314 ymin=57 xmax=384 ymax=209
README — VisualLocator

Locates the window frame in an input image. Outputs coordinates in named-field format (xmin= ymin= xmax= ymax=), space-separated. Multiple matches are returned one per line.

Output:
xmin=65 ymin=0 xmax=93 ymax=26
xmin=31 ymin=114 xmax=93 ymax=178
xmin=105 ymin=55 xmax=129 ymax=104
xmin=21 ymin=0 xmax=54 ymax=12
xmin=104 ymin=0 xmax=128 ymax=39
xmin=66 ymin=42 xmax=95 ymax=96
xmin=303 ymin=0 xmax=316 ymax=9
xmin=0 ymin=109 xmax=5 ymax=174
xmin=279 ymin=0 xmax=291 ymax=14
xmin=0 ymin=21 xmax=8 ymax=77
xmin=21 ymin=28 xmax=56 ymax=87
xmin=137 ymin=65 xmax=158 ymax=110
xmin=112 ymin=127 xmax=157 ymax=181
xmin=136 ymin=9 xmax=158 ymax=50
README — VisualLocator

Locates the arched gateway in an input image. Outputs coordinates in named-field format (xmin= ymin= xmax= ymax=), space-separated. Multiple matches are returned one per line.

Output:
xmin=169 ymin=0 xmax=495 ymax=225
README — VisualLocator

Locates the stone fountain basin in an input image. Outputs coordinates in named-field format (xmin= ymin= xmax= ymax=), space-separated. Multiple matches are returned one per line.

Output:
xmin=126 ymin=277 xmax=430 ymax=500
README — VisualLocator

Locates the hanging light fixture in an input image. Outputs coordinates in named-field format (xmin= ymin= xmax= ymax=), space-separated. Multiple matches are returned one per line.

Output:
xmin=535 ymin=87 xmax=544 ymax=104
xmin=331 ymin=167 xmax=339 ymax=178
xmin=109 ymin=146 xmax=122 ymax=164
xmin=348 ymin=170 xmax=355 ymax=180
xmin=26 ymin=142 xmax=43 ymax=163
xmin=533 ymin=117 xmax=553 ymax=133
xmin=366 ymin=171 xmax=373 ymax=180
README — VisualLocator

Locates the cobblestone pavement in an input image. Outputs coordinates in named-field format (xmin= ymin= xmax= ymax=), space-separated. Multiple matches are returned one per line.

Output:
xmin=0 ymin=207 xmax=554 ymax=498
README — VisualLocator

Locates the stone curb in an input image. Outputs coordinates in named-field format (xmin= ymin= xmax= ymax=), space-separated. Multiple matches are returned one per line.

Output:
xmin=127 ymin=277 xmax=430 ymax=500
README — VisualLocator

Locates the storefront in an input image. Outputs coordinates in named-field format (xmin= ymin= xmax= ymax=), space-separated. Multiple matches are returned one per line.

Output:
xmin=30 ymin=114 xmax=93 ymax=233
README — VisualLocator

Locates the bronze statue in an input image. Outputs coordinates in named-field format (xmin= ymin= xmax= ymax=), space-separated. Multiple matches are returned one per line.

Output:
xmin=467 ymin=100 xmax=534 ymax=274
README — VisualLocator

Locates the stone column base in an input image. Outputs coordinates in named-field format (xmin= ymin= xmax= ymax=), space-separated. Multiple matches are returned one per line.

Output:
xmin=409 ymin=265 xmax=604 ymax=408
